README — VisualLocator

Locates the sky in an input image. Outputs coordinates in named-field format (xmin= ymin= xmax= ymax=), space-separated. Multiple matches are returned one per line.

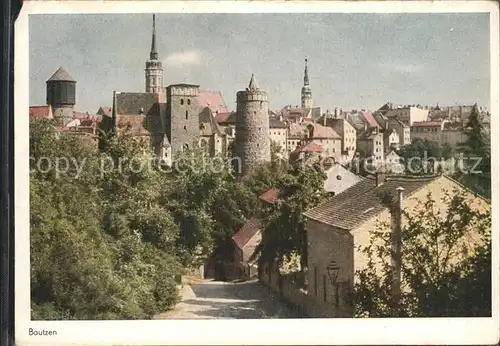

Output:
xmin=29 ymin=13 xmax=491 ymax=113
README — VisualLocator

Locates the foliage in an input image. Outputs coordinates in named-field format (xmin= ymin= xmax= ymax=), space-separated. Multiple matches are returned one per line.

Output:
xmin=455 ymin=104 xmax=491 ymax=198
xmin=354 ymin=189 xmax=491 ymax=317
xmin=30 ymin=119 xmax=181 ymax=320
xmin=399 ymin=138 xmax=454 ymax=175
xmin=254 ymin=162 xmax=328 ymax=270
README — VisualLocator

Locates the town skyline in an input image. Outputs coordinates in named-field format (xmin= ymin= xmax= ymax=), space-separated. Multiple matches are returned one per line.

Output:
xmin=29 ymin=13 xmax=490 ymax=114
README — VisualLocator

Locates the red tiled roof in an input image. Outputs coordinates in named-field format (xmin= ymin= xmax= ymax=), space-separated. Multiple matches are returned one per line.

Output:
xmin=232 ymin=218 xmax=262 ymax=250
xmin=361 ymin=110 xmax=380 ymax=128
xmin=259 ymin=188 xmax=280 ymax=204
xmin=29 ymin=106 xmax=52 ymax=119
xmin=412 ymin=121 xmax=442 ymax=127
xmin=297 ymin=142 xmax=324 ymax=153
xmin=214 ymin=112 xmax=232 ymax=124
xmin=198 ymin=91 xmax=229 ymax=114
xmin=307 ymin=123 xmax=341 ymax=139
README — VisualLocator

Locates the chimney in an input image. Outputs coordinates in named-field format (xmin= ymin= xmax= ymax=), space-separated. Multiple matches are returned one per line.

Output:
xmin=391 ymin=186 xmax=404 ymax=316
xmin=375 ymin=171 xmax=387 ymax=187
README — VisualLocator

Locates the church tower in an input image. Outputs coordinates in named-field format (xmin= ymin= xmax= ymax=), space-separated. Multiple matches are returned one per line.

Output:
xmin=145 ymin=14 xmax=164 ymax=93
xmin=234 ymin=74 xmax=271 ymax=175
xmin=301 ymin=58 xmax=313 ymax=108
xmin=46 ymin=66 xmax=76 ymax=126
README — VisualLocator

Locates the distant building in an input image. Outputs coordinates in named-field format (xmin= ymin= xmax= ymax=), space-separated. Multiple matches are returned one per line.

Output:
xmin=384 ymin=105 xmax=429 ymax=126
xmin=269 ymin=118 xmax=288 ymax=156
xmin=29 ymin=105 xmax=53 ymax=120
xmin=323 ymin=163 xmax=364 ymax=195
xmin=305 ymin=123 xmax=342 ymax=161
xmin=410 ymin=121 xmax=443 ymax=143
xmin=356 ymin=127 xmax=385 ymax=164
xmin=383 ymin=150 xmax=405 ymax=174
xmin=318 ymin=110 xmax=357 ymax=162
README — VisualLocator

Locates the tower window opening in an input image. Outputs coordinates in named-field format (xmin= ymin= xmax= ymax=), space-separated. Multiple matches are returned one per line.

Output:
xmin=187 ymin=99 xmax=191 ymax=105
xmin=185 ymin=111 xmax=188 ymax=119
xmin=181 ymin=99 xmax=184 ymax=105
xmin=184 ymin=126 xmax=187 ymax=130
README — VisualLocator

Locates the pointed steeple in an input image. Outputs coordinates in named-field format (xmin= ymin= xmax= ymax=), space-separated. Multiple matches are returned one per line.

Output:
xmin=150 ymin=14 xmax=158 ymax=60
xmin=303 ymin=58 xmax=309 ymax=86
xmin=248 ymin=74 xmax=259 ymax=90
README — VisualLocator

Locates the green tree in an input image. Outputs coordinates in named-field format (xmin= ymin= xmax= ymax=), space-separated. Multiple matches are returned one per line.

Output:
xmin=254 ymin=163 xmax=328 ymax=271
xmin=31 ymin=120 xmax=182 ymax=320
xmin=455 ymin=104 xmax=491 ymax=198
xmin=354 ymin=189 xmax=491 ymax=317
xmin=399 ymin=138 xmax=445 ymax=175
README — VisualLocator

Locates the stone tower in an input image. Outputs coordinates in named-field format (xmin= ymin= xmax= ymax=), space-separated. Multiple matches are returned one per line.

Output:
xmin=166 ymin=84 xmax=201 ymax=156
xmin=46 ymin=66 xmax=76 ymax=126
xmin=234 ymin=74 xmax=271 ymax=175
xmin=301 ymin=58 xmax=313 ymax=108
xmin=145 ymin=14 xmax=164 ymax=93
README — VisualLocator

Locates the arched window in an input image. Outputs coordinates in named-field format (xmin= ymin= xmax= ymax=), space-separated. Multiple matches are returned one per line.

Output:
xmin=187 ymin=99 xmax=191 ymax=105
xmin=183 ymin=125 xmax=187 ymax=130
xmin=180 ymin=99 xmax=184 ymax=105
xmin=185 ymin=110 xmax=188 ymax=119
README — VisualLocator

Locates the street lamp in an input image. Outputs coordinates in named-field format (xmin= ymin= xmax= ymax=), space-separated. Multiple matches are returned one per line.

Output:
xmin=327 ymin=261 xmax=340 ymax=284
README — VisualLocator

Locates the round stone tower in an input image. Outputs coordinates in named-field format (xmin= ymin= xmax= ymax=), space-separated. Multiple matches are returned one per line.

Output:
xmin=234 ymin=74 xmax=271 ymax=175
xmin=46 ymin=66 xmax=76 ymax=126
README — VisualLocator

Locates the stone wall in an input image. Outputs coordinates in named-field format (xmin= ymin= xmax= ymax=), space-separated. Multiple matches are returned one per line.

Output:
xmin=259 ymin=262 xmax=348 ymax=318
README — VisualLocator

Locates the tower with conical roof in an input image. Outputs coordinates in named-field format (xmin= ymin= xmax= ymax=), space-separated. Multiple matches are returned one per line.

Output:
xmin=145 ymin=14 xmax=164 ymax=93
xmin=46 ymin=66 xmax=76 ymax=125
xmin=301 ymin=58 xmax=313 ymax=108
xmin=234 ymin=74 xmax=271 ymax=175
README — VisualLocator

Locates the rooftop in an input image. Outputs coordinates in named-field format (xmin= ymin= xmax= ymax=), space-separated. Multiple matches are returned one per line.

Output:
xmin=47 ymin=66 xmax=76 ymax=82
xmin=259 ymin=188 xmax=280 ymax=204
xmin=232 ymin=217 xmax=262 ymax=250
xmin=412 ymin=121 xmax=442 ymax=127
xmin=304 ymin=175 xmax=442 ymax=230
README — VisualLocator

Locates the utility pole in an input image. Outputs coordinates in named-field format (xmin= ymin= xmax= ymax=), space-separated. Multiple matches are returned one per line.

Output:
xmin=391 ymin=187 xmax=404 ymax=316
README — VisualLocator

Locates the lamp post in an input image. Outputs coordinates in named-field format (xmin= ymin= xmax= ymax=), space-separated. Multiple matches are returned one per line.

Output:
xmin=327 ymin=261 xmax=341 ymax=313
xmin=327 ymin=261 xmax=340 ymax=284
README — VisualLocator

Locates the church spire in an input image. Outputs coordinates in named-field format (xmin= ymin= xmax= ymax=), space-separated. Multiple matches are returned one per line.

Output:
xmin=303 ymin=58 xmax=309 ymax=86
xmin=301 ymin=58 xmax=312 ymax=108
xmin=150 ymin=14 xmax=158 ymax=60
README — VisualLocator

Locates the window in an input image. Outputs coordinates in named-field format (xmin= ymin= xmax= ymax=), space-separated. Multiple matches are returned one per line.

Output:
xmin=185 ymin=111 xmax=188 ymax=119
xmin=183 ymin=126 xmax=187 ymax=130
xmin=187 ymin=99 xmax=191 ymax=105
xmin=180 ymin=99 xmax=184 ymax=105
